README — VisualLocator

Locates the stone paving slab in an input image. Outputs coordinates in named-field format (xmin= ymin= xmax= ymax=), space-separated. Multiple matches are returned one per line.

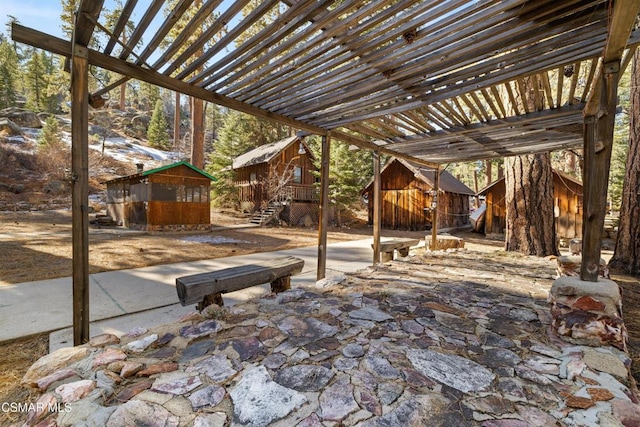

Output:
xmin=14 ymin=249 xmax=640 ymax=427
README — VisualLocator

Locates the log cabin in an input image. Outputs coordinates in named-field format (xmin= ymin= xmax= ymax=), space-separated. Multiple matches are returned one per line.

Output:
xmin=363 ymin=159 xmax=474 ymax=231
xmin=478 ymin=170 xmax=583 ymax=239
xmin=104 ymin=161 xmax=216 ymax=231
xmin=232 ymin=135 xmax=319 ymax=225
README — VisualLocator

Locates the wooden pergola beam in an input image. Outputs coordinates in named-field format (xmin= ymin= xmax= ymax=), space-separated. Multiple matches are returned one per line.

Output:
xmin=12 ymin=24 xmax=421 ymax=163
xmin=12 ymin=24 xmax=328 ymax=136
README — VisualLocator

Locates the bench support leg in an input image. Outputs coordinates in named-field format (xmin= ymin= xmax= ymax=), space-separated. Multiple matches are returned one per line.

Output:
xmin=271 ymin=276 xmax=291 ymax=293
xmin=197 ymin=292 xmax=224 ymax=312
xmin=381 ymin=252 xmax=394 ymax=262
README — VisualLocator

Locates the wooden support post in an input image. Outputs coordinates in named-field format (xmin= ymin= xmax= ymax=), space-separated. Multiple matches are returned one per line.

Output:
xmin=372 ymin=150 xmax=381 ymax=264
xmin=581 ymin=62 xmax=620 ymax=281
xmin=431 ymin=166 xmax=440 ymax=250
xmin=71 ymin=43 xmax=90 ymax=345
xmin=317 ymin=134 xmax=330 ymax=280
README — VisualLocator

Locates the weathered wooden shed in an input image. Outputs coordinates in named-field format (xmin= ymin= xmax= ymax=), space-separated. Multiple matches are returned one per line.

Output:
xmin=363 ymin=159 xmax=474 ymax=231
xmin=479 ymin=170 xmax=583 ymax=239
xmin=105 ymin=161 xmax=216 ymax=231
xmin=233 ymin=135 xmax=319 ymax=224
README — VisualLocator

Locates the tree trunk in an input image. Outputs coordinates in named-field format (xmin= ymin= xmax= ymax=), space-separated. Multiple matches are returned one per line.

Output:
xmin=609 ymin=51 xmax=640 ymax=276
xmin=485 ymin=159 xmax=492 ymax=186
xmin=504 ymin=153 xmax=559 ymax=256
xmin=119 ymin=83 xmax=125 ymax=110
xmin=190 ymin=96 xmax=204 ymax=169
xmin=174 ymin=92 xmax=181 ymax=150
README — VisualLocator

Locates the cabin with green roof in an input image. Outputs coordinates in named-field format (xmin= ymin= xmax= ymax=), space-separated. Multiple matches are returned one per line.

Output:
xmin=104 ymin=161 xmax=216 ymax=231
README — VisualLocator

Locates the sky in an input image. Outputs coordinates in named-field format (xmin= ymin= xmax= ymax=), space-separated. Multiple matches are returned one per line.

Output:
xmin=2 ymin=0 xmax=65 ymax=38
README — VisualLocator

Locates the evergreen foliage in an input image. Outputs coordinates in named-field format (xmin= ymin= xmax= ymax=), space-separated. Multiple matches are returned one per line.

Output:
xmin=308 ymin=138 xmax=373 ymax=225
xmin=147 ymin=100 xmax=170 ymax=150
xmin=207 ymin=110 xmax=282 ymax=207
xmin=608 ymin=64 xmax=632 ymax=212
xmin=37 ymin=115 xmax=60 ymax=146
xmin=0 ymin=37 xmax=19 ymax=109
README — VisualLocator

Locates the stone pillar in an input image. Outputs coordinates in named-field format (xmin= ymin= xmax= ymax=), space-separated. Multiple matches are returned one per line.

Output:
xmin=549 ymin=271 xmax=626 ymax=351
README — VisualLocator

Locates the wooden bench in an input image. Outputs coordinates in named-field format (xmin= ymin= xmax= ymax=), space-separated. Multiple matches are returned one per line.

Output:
xmin=176 ymin=256 xmax=304 ymax=311
xmin=373 ymin=238 xmax=420 ymax=262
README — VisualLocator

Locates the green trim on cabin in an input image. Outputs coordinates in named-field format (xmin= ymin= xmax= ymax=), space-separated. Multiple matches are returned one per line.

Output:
xmin=104 ymin=160 xmax=217 ymax=184
xmin=141 ymin=160 xmax=217 ymax=182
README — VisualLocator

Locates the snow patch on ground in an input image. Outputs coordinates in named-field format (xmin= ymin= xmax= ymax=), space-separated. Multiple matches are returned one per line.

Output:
xmin=8 ymin=125 xmax=182 ymax=168
xmin=179 ymin=235 xmax=249 ymax=245
xmin=95 ymin=136 xmax=181 ymax=163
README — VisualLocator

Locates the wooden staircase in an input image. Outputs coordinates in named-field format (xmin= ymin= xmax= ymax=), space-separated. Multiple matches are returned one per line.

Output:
xmin=249 ymin=205 xmax=284 ymax=226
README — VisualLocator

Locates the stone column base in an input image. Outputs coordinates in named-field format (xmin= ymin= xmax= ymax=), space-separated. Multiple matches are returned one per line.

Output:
xmin=556 ymin=255 xmax=609 ymax=279
xmin=549 ymin=276 xmax=627 ymax=351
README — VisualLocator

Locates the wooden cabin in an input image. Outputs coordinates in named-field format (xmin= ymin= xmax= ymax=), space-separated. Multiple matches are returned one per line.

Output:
xmin=232 ymin=135 xmax=319 ymax=225
xmin=478 ymin=170 xmax=583 ymax=239
xmin=363 ymin=159 xmax=474 ymax=231
xmin=105 ymin=161 xmax=216 ymax=231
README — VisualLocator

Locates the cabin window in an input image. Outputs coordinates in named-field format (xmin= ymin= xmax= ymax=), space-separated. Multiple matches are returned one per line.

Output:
xmin=153 ymin=183 xmax=178 ymax=201
xmin=293 ymin=166 xmax=302 ymax=184
xmin=107 ymin=184 xmax=124 ymax=203
xmin=201 ymin=186 xmax=208 ymax=203
xmin=130 ymin=183 xmax=148 ymax=202
xmin=124 ymin=182 xmax=131 ymax=202
xmin=250 ymin=172 xmax=257 ymax=183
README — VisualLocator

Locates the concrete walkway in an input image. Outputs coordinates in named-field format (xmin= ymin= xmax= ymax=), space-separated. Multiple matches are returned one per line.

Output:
xmin=0 ymin=238 xmax=384 ymax=346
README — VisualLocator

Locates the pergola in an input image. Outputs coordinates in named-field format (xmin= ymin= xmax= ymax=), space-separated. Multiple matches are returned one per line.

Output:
xmin=12 ymin=0 xmax=640 ymax=344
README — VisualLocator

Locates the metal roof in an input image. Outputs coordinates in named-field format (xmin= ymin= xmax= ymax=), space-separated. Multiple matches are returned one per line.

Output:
xmin=362 ymin=158 xmax=475 ymax=195
xmin=12 ymin=0 xmax=640 ymax=166
xmin=232 ymin=135 xmax=301 ymax=169
xmin=477 ymin=169 xmax=582 ymax=195
xmin=104 ymin=160 xmax=217 ymax=184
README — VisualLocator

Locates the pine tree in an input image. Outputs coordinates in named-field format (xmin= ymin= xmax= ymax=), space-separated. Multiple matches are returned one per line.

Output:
xmin=60 ymin=0 xmax=80 ymax=39
xmin=207 ymin=110 xmax=281 ymax=207
xmin=37 ymin=115 xmax=60 ymax=146
xmin=0 ymin=37 xmax=19 ymax=109
xmin=309 ymin=138 xmax=373 ymax=226
xmin=504 ymin=76 xmax=558 ymax=256
xmin=148 ymin=100 xmax=170 ymax=150
xmin=609 ymin=50 xmax=640 ymax=276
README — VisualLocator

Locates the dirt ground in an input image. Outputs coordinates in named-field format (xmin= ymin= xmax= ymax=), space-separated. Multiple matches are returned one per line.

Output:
xmin=0 ymin=208 xmax=425 ymax=418
xmin=1 ymin=209 xmax=640 ymax=425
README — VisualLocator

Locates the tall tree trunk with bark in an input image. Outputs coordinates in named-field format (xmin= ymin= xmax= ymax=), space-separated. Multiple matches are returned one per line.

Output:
xmin=504 ymin=154 xmax=558 ymax=256
xmin=174 ymin=92 xmax=181 ymax=150
xmin=609 ymin=51 xmax=640 ymax=276
xmin=504 ymin=75 xmax=558 ymax=257
xmin=190 ymin=96 xmax=204 ymax=169
xmin=485 ymin=159 xmax=492 ymax=186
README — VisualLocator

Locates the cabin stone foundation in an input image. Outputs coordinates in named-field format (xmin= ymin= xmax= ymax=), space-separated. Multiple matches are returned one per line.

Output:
xmin=549 ymin=275 xmax=626 ymax=351
xmin=130 ymin=223 xmax=213 ymax=232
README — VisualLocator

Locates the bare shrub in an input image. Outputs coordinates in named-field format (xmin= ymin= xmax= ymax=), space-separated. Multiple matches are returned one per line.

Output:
xmin=36 ymin=139 xmax=70 ymax=182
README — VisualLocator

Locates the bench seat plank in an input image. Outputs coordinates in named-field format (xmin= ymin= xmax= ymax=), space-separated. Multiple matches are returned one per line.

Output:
xmin=377 ymin=238 xmax=420 ymax=253
xmin=372 ymin=238 xmax=421 ymax=262
xmin=176 ymin=256 xmax=304 ymax=305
